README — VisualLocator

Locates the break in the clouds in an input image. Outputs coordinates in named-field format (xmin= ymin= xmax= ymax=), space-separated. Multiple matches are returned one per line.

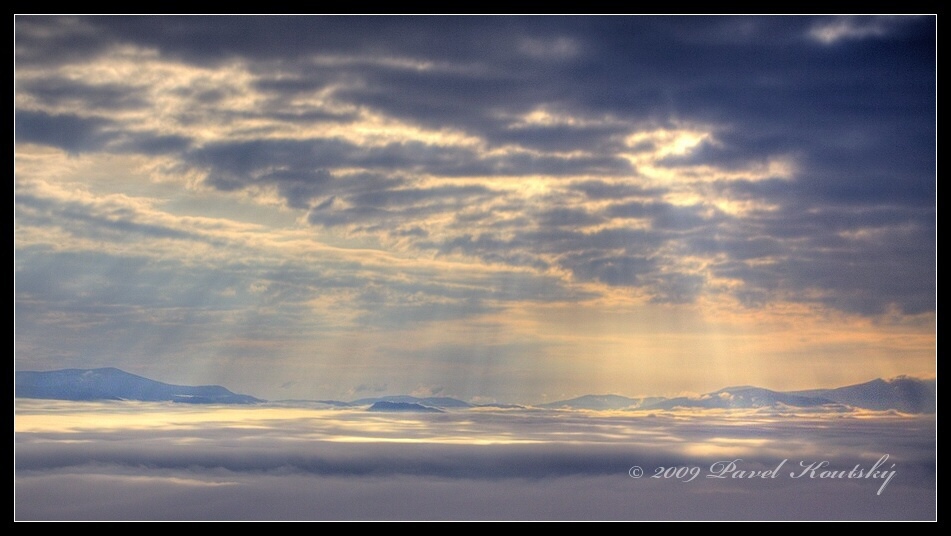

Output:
xmin=15 ymin=16 xmax=935 ymax=401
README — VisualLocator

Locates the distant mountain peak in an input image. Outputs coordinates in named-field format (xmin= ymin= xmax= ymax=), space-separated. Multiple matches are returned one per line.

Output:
xmin=367 ymin=401 xmax=444 ymax=413
xmin=15 ymin=367 xmax=262 ymax=405
xmin=541 ymin=376 xmax=934 ymax=414
xmin=351 ymin=395 xmax=471 ymax=408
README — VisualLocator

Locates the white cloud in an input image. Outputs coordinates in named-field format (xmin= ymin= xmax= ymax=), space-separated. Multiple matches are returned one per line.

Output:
xmin=808 ymin=17 xmax=898 ymax=45
xmin=14 ymin=401 xmax=936 ymax=520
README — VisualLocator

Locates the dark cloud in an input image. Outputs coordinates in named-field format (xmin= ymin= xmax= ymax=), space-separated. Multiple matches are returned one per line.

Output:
xmin=689 ymin=198 xmax=936 ymax=314
xmin=535 ymin=207 xmax=605 ymax=228
xmin=115 ymin=134 xmax=193 ymax=155
xmin=491 ymin=124 xmax=629 ymax=153
xmin=348 ymin=184 xmax=492 ymax=208
xmin=565 ymin=254 xmax=656 ymax=287
xmin=608 ymin=201 xmax=716 ymax=231
xmin=14 ymin=16 xmax=936 ymax=316
xmin=15 ymin=16 xmax=112 ymax=66
xmin=15 ymin=193 xmax=199 ymax=243
xmin=19 ymin=77 xmax=148 ymax=110
xmin=189 ymin=137 xmax=629 ymax=213
xmin=15 ymin=110 xmax=191 ymax=156
xmin=15 ymin=111 xmax=113 ymax=153
xmin=573 ymin=180 xmax=667 ymax=200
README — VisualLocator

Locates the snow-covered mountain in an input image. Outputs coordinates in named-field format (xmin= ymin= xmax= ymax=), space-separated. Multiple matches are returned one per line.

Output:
xmin=367 ymin=401 xmax=444 ymax=413
xmin=644 ymin=386 xmax=836 ymax=410
xmin=541 ymin=377 xmax=935 ymax=413
xmin=15 ymin=368 xmax=935 ymax=413
xmin=15 ymin=367 xmax=262 ymax=404
xmin=792 ymin=376 xmax=936 ymax=413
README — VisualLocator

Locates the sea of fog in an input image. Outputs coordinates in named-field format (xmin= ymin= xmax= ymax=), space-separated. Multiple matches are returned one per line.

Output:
xmin=14 ymin=400 xmax=936 ymax=520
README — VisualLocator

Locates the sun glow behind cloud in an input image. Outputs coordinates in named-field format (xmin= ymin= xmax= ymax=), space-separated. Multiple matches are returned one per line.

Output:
xmin=15 ymin=16 xmax=935 ymax=403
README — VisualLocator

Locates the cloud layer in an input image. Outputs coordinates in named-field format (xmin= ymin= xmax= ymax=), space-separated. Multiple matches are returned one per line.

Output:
xmin=14 ymin=401 xmax=937 ymax=520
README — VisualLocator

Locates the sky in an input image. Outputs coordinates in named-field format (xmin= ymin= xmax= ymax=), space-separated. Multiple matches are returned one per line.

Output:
xmin=14 ymin=16 xmax=936 ymax=403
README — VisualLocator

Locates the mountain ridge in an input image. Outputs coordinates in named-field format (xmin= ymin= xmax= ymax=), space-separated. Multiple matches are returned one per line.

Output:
xmin=15 ymin=368 xmax=935 ymax=413
xmin=544 ymin=377 xmax=935 ymax=413
xmin=351 ymin=395 xmax=472 ymax=408
xmin=16 ymin=367 xmax=262 ymax=404
xmin=366 ymin=401 xmax=445 ymax=413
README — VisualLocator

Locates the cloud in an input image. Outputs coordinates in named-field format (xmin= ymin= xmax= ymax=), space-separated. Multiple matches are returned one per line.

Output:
xmin=18 ymin=77 xmax=149 ymax=111
xmin=18 ymin=17 xmax=934 ymax=312
xmin=14 ymin=16 xmax=936 ymax=401
xmin=808 ymin=16 xmax=907 ymax=45
xmin=14 ymin=402 xmax=936 ymax=520
xmin=15 ymin=111 xmax=114 ymax=153
xmin=352 ymin=382 xmax=388 ymax=394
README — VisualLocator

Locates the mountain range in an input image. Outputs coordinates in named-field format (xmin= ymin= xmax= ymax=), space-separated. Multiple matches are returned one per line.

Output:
xmin=542 ymin=377 xmax=935 ymax=413
xmin=643 ymin=386 xmax=837 ymax=410
xmin=15 ymin=368 xmax=935 ymax=413
xmin=367 ymin=401 xmax=445 ymax=413
xmin=352 ymin=395 xmax=472 ymax=408
xmin=15 ymin=367 xmax=261 ymax=404
xmin=792 ymin=376 xmax=936 ymax=413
